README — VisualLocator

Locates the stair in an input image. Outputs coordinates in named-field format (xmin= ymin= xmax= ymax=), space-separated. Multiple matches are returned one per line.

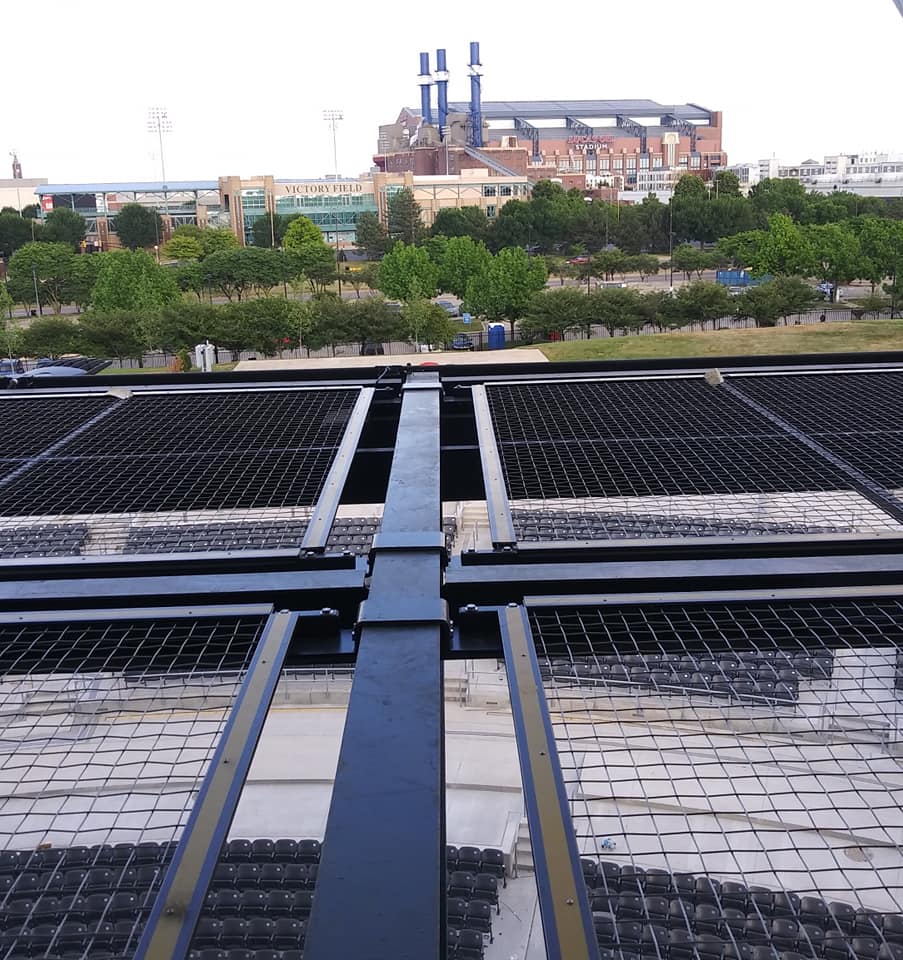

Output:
xmin=515 ymin=818 xmax=533 ymax=876
xmin=458 ymin=501 xmax=492 ymax=552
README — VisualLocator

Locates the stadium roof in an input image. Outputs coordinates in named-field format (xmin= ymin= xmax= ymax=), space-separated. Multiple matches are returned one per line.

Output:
xmin=443 ymin=98 xmax=715 ymax=121
xmin=36 ymin=180 xmax=219 ymax=194
xmin=0 ymin=354 xmax=902 ymax=960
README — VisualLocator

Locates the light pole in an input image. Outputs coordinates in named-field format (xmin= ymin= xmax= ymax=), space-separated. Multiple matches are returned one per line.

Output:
xmin=148 ymin=107 xmax=172 ymax=235
xmin=323 ymin=109 xmax=344 ymax=296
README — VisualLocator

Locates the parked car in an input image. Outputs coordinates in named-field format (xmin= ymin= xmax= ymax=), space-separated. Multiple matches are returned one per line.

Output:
xmin=0 ymin=359 xmax=25 ymax=375
xmin=435 ymin=299 xmax=460 ymax=317
xmin=451 ymin=334 xmax=475 ymax=351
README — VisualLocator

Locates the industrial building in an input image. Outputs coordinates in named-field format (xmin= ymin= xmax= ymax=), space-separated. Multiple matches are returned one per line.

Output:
xmin=375 ymin=42 xmax=727 ymax=190
xmin=0 ymin=353 xmax=902 ymax=960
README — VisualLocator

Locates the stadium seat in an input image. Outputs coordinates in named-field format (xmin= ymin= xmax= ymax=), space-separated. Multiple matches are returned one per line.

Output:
xmin=854 ymin=910 xmax=882 ymax=937
xmin=447 ymin=897 xmax=467 ymax=929
xmin=251 ymin=840 xmax=275 ymax=862
xmin=643 ymin=896 xmax=669 ymax=922
xmin=212 ymin=889 xmax=242 ymax=917
xmin=720 ymin=906 xmax=748 ymax=936
xmin=695 ymin=877 xmax=721 ymax=904
xmin=639 ymin=923 xmax=668 ymax=957
xmin=824 ymin=932 xmax=852 ymax=959
xmin=447 ymin=845 xmax=459 ymax=871
xmin=293 ymin=891 xmax=314 ymax=919
xmin=474 ymin=873 xmax=499 ymax=912
xmin=617 ymin=894 xmax=643 ymax=919
xmin=273 ymin=840 xmax=298 ymax=863
xmin=195 ymin=918 xmax=226 ymax=947
xmin=744 ymin=915 xmax=771 ymax=944
xmin=620 ymin=865 xmax=646 ymax=894
xmin=799 ymin=896 xmax=830 ymax=926
xmin=296 ymin=840 xmax=321 ymax=864
xmin=264 ymin=890 xmax=294 ymax=916
xmin=617 ymin=920 xmax=643 ymax=946
xmin=884 ymin=915 xmax=903 ymax=944
xmin=598 ymin=861 xmax=621 ymax=893
xmin=852 ymin=938 xmax=881 ymax=960
xmin=829 ymin=902 xmax=857 ymax=933
xmin=457 ymin=927 xmax=484 ymax=959
xmin=220 ymin=917 xmax=248 ymax=947
xmin=272 ymin=917 xmax=304 ymax=948
xmin=134 ymin=841 xmax=161 ymax=864
xmin=458 ymin=846 xmax=482 ymax=872
xmin=593 ymin=911 xmax=616 ymax=943
xmin=771 ymin=918 xmax=801 ymax=949
xmin=879 ymin=945 xmax=903 ymax=960
xmin=227 ymin=840 xmax=253 ymax=863
xmin=238 ymin=890 xmax=267 ymax=916
xmin=694 ymin=903 xmax=721 ymax=933
xmin=258 ymin=864 xmax=284 ymax=887
xmin=236 ymin=864 xmax=261 ymax=887
xmin=480 ymin=847 xmax=506 ymax=885
xmin=112 ymin=843 xmax=135 ymax=865
xmin=447 ymin=926 xmax=461 ymax=954
xmin=282 ymin=864 xmax=309 ymax=889
xmin=448 ymin=871 xmax=476 ymax=899
xmin=466 ymin=899 xmax=494 ymax=941
xmin=667 ymin=899 xmax=694 ymax=931
xmin=668 ymin=928 xmax=694 ymax=960
xmin=82 ymin=892 xmax=111 ymax=920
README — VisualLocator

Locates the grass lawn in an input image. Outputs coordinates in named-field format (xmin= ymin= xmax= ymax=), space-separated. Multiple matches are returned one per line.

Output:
xmin=533 ymin=321 xmax=903 ymax=362
xmin=102 ymin=362 xmax=238 ymax=374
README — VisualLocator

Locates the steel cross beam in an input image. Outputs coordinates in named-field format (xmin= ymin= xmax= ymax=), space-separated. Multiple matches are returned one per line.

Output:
xmin=566 ymin=116 xmax=594 ymax=138
xmin=514 ymin=117 xmax=542 ymax=160
xmin=662 ymin=114 xmax=698 ymax=151
xmin=304 ymin=371 xmax=447 ymax=960
xmin=616 ymin=115 xmax=648 ymax=153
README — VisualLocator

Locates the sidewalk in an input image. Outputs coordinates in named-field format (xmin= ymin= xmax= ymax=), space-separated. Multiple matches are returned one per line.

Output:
xmin=234 ymin=348 xmax=549 ymax=370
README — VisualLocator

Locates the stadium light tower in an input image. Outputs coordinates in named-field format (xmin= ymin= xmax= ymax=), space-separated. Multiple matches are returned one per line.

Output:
xmin=147 ymin=107 xmax=172 ymax=225
xmin=323 ymin=108 xmax=343 ymax=180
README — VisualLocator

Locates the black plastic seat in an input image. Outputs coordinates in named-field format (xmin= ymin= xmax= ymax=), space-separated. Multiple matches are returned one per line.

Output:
xmin=694 ymin=877 xmax=721 ymax=904
xmin=748 ymin=886 xmax=776 ymax=915
xmin=643 ymin=870 xmax=671 ymax=895
xmin=879 ymin=945 xmax=903 ymax=960
xmin=620 ymin=865 xmax=646 ymax=894
xmin=82 ymin=892 xmax=111 ymax=920
xmin=474 ymin=873 xmax=499 ymax=912
xmin=799 ymin=922 xmax=826 ymax=954
xmin=33 ymin=894 xmax=64 ymax=924
xmin=458 ymin=927 xmax=484 ymax=959
xmin=258 ymin=864 xmax=284 ymax=887
xmin=282 ymin=864 xmax=309 ymax=889
xmin=112 ymin=918 xmax=142 ymax=951
xmin=771 ymin=918 xmax=801 ymax=949
xmin=744 ymin=915 xmax=770 ymax=944
xmin=293 ymin=891 xmax=313 ymax=919
xmin=799 ymin=896 xmax=829 ymax=926
xmin=852 ymin=938 xmax=880 ymax=960
xmin=265 ymin=890 xmax=294 ymax=916
xmin=0 ymin=850 xmax=21 ymax=873
xmin=616 ymin=920 xmax=642 ymax=946
xmin=251 ymin=840 xmax=275 ymax=862
xmin=447 ymin=927 xmax=461 ymax=954
xmin=617 ymin=894 xmax=643 ymax=919
xmin=112 ymin=843 xmax=135 ymax=865
xmin=667 ymin=899 xmax=694 ymax=931
xmin=226 ymin=840 xmax=253 ymax=863
xmin=134 ymin=841 xmax=161 ymax=864
xmin=668 ymin=928 xmax=694 ymax=960
xmin=194 ymin=918 xmax=225 ymax=947
xmin=212 ymin=889 xmax=242 ymax=917
xmin=447 ymin=845 xmax=459 ymax=871
xmin=447 ymin=897 xmax=467 ymax=929
xmin=696 ymin=933 xmax=724 ymax=960
xmin=642 ymin=896 xmax=669 ymax=921
xmin=828 ymin=901 xmax=856 ymax=934
xmin=466 ymin=900 xmax=493 ymax=941
xmin=448 ymin=871 xmax=476 ymax=899
xmin=89 ymin=844 xmax=115 ymax=866
xmin=671 ymin=874 xmax=696 ymax=902
xmin=194 ymin=951 xmax=228 ymax=960
xmin=854 ymin=910 xmax=882 ymax=937
xmin=458 ymin=846 xmax=482 ymax=872
xmin=272 ymin=916 xmax=304 ymax=948
xmin=480 ymin=847 xmax=505 ymax=885
xmin=245 ymin=916 xmax=275 ymax=949
xmin=273 ymin=840 xmax=298 ymax=863
xmin=639 ymin=923 xmax=668 ymax=957
xmin=694 ymin=903 xmax=721 ymax=933
xmin=296 ymin=840 xmax=321 ymax=864
xmin=238 ymin=890 xmax=267 ymax=916
xmin=85 ymin=868 xmax=115 ymax=893
xmin=720 ymin=906 xmax=747 ymax=936
xmin=824 ymin=932 xmax=852 ymax=960
xmin=235 ymin=864 xmax=261 ymax=887
xmin=885 ymin=915 xmax=903 ymax=944
xmin=598 ymin=861 xmax=621 ymax=893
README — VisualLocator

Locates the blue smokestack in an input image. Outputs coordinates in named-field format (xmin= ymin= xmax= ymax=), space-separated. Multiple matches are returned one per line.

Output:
xmin=468 ymin=41 xmax=483 ymax=148
xmin=436 ymin=48 xmax=449 ymax=140
xmin=418 ymin=51 xmax=433 ymax=124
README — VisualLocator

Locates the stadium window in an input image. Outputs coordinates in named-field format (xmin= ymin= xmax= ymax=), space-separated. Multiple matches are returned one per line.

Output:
xmin=482 ymin=185 xmax=497 ymax=197
xmin=500 ymin=185 xmax=513 ymax=196
xmin=486 ymin=204 xmax=496 ymax=218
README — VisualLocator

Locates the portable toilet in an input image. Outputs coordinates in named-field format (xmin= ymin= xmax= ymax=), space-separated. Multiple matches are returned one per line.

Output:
xmin=487 ymin=323 xmax=506 ymax=350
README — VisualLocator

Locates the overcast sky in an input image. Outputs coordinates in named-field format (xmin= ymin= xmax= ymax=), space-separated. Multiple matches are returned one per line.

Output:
xmin=3 ymin=0 xmax=901 ymax=185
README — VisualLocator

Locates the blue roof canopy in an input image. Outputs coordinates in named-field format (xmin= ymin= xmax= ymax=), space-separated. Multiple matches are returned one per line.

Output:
xmin=37 ymin=181 xmax=219 ymax=195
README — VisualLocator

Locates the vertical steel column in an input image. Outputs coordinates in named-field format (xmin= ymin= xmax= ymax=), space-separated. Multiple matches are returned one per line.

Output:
xmin=500 ymin=603 xmax=599 ymax=960
xmin=135 ymin=609 xmax=298 ymax=960
xmin=304 ymin=372 xmax=447 ymax=960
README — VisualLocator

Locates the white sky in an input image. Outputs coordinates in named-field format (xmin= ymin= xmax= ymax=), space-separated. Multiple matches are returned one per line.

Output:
xmin=3 ymin=0 xmax=901 ymax=185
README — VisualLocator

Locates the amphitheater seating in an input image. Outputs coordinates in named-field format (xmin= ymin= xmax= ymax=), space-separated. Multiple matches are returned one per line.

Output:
xmin=580 ymin=857 xmax=903 ymax=960
xmin=511 ymin=508 xmax=852 ymax=542
xmin=122 ymin=517 xmax=457 ymax=558
xmin=543 ymin=648 xmax=835 ymax=706
xmin=0 ymin=838 xmax=500 ymax=958
xmin=0 ymin=523 xmax=89 ymax=559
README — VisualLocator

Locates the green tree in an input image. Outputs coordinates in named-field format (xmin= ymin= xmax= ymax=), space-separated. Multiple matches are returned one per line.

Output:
xmin=626 ymin=254 xmax=660 ymax=280
xmin=436 ymin=236 xmax=492 ymax=299
xmin=804 ymin=223 xmax=863 ymax=298
xmin=7 ymin=242 xmax=76 ymax=313
xmin=387 ymin=188 xmax=424 ymax=244
xmin=638 ymin=289 xmax=684 ymax=332
xmin=91 ymin=249 xmax=180 ymax=312
xmin=464 ymin=247 xmax=548 ymax=333
xmin=669 ymin=244 xmax=710 ymax=281
xmin=199 ymin=228 xmax=240 ymax=257
xmin=851 ymin=292 xmax=891 ymax=319
xmin=216 ymin=298 xmax=302 ymax=355
xmin=544 ymin=255 xmax=573 ymax=287
xmin=735 ymin=277 xmax=818 ymax=327
xmin=377 ymin=242 xmax=439 ymax=302
xmin=250 ymin=213 xmax=301 ymax=249
xmin=353 ymin=211 xmax=390 ymax=259
xmin=487 ymin=199 xmax=532 ymax=252
xmin=203 ymin=248 xmax=283 ymax=301
xmin=855 ymin=217 xmax=903 ymax=292
xmin=173 ymin=261 xmax=206 ymax=301
xmin=673 ymin=280 xmax=733 ymax=329
xmin=152 ymin=302 xmax=220 ymax=352
xmin=711 ymin=170 xmax=742 ymax=198
xmin=401 ymin=299 xmax=454 ymax=349
xmin=41 ymin=208 xmax=87 ymax=248
xmin=283 ymin=217 xmax=335 ymax=292
xmin=0 ymin=283 xmax=13 ymax=320
xmin=18 ymin=316 xmax=82 ymax=358
xmin=430 ymin=206 xmax=489 ymax=242
xmin=345 ymin=298 xmax=403 ymax=353
xmin=113 ymin=203 xmax=162 ymax=250
xmin=161 ymin=233 xmax=204 ymax=261
xmin=305 ymin=294 xmax=352 ymax=356
xmin=522 ymin=288 xmax=589 ymax=342
xmin=748 ymin=214 xmax=815 ymax=278
xmin=77 ymin=311 xmax=151 ymax=363
xmin=748 ymin=178 xmax=810 ymax=223
xmin=65 ymin=252 xmax=106 ymax=309
xmin=358 ymin=261 xmax=381 ymax=294
xmin=591 ymin=248 xmax=629 ymax=281
xmin=673 ymin=174 xmax=708 ymax=200
xmin=0 ymin=213 xmax=36 ymax=259
xmin=587 ymin=286 xmax=645 ymax=337
xmin=20 ymin=204 xmax=40 ymax=220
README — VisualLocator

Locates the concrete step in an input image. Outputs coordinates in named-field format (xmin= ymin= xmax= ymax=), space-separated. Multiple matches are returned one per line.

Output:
xmin=515 ymin=818 xmax=534 ymax=875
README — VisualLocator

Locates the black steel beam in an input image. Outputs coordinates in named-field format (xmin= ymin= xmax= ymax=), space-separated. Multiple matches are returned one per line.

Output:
xmin=135 ymin=608 xmax=297 ymax=960
xmin=470 ymin=384 xmax=516 ymax=548
xmin=301 ymin=387 xmax=374 ymax=551
xmin=304 ymin=372 xmax=447 ymax=960
xmin=500 ymin=604 xmax=599 ymax=960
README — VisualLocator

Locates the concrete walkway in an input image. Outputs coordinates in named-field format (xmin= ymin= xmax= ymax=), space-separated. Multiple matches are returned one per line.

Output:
xmin=234 ymin=348 xmax=549 ymax=370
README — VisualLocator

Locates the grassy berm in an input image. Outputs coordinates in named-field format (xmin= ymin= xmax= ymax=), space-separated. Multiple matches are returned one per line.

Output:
xmin=533 ymin=321 xmax=903 ymax=361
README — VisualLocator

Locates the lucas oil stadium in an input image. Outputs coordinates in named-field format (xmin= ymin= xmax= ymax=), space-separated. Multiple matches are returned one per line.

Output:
xmin=0 ymin=350 xmax=901 ymax=960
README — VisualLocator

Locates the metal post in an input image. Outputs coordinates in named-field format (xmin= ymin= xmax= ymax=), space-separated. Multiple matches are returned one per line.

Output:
xmin=499 ymin=604 xmax=599 ymax=960
xmin=304 ymin=372 xmax=446 ymax=960
xmin=134 ymin=609 xmax=298 ymax=960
